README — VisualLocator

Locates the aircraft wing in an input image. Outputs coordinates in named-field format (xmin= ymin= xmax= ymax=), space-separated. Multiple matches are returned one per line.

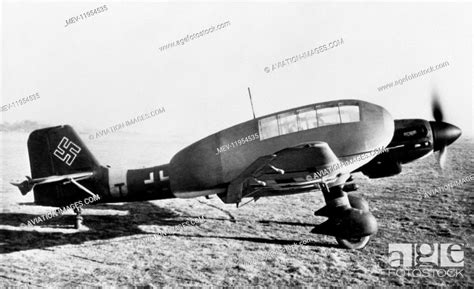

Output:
xmin=218 ymin=154 xmax=278 ymax=204
xmin=218 ymin=141 xmax=345 ymax=204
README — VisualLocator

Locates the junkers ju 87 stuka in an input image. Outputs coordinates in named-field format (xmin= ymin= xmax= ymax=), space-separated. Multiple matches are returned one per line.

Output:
xmin=13 ymin=97 xmax=461 ymax=249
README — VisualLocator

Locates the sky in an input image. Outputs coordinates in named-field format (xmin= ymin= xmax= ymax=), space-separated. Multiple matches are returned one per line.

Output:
xmin=1 ymin=1 xmax=472 ymax=145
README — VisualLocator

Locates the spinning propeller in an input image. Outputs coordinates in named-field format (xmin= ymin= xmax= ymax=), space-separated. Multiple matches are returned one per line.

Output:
xmin=429 ymin=92 xmax=462 ymax=169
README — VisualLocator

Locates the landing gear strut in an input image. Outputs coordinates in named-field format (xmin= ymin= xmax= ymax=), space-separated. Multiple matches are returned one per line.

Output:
xmin=73 ymin=207 xmax=83 ymax=229
xmin=312 ymin=183 xmax=377 ymax=249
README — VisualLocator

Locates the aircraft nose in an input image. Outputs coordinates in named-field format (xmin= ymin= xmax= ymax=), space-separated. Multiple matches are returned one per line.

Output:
xmin=429 ymin=121 xmax=462 ymax=151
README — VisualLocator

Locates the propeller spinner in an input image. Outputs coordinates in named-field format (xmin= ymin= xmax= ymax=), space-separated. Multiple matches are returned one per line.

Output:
xmin=429 ymin=92 xmax=462 ymax=169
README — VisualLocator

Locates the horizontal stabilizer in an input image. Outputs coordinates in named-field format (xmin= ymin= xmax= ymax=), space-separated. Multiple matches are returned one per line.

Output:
xmin=11 ymin=172 xmax=94 ymax=195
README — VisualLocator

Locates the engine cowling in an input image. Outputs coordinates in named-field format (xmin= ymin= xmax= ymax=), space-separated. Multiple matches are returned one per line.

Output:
xmin=357 ymin=119 xmax=432 ymax=179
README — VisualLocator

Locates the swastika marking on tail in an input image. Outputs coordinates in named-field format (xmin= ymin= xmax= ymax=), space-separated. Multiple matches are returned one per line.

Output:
xmin=53 ymin=137 xmax=81 ymax=166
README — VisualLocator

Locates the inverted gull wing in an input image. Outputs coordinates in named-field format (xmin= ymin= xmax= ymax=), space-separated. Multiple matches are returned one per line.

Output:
xmin=218 ymin=154 xmax=277 ymax=204
xmin=219 ymin=142 xmax=344 ymax=204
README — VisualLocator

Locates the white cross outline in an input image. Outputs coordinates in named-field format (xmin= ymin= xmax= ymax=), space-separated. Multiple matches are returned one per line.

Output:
xmin=144 ymin=172 xmax=154 ymax=184
xmin=159 ymin=170 xmax=169 ymax=181
xmin=144 ymin=170 xmax=169 ymax=184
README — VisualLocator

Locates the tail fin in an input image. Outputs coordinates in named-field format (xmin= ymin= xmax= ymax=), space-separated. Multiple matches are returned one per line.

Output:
xmin=24 ymin=125 xmax=104 ymax=206
xmin=28 ymin=125 xmax=100 ymax=178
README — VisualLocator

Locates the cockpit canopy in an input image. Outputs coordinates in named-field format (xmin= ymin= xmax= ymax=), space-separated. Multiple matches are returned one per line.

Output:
xmin=258 ymin=103 xmax=361 ymax=140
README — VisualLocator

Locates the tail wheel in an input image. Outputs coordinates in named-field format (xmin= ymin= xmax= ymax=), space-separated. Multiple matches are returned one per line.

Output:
xmin=75 ymin=215 xmax=83 ymax=229
xmin=336 ymin=236 xmax=371 ymax=249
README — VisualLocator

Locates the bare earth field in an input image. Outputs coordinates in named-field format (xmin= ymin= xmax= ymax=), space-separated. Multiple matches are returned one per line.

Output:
xmin=0 ymin=133 xmax=472 ymax=287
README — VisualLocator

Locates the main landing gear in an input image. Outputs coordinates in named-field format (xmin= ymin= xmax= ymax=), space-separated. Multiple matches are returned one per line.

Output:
xmin=311 ymin=183 xmax=377 ymax=249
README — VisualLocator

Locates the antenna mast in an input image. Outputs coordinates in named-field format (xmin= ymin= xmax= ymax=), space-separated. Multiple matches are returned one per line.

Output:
xmin=248 ymin=87 xmax=256 ymax=119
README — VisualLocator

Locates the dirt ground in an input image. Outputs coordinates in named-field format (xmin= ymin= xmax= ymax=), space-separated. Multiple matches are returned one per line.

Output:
xmin=0 ymin=137 xmax=472 ymax=287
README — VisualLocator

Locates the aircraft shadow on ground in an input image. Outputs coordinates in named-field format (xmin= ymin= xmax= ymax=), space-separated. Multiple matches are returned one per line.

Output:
xmin=0 ymin=202 xmax=180 ymax=254
xmin=165 ymin=233 xmax=339 ymax=248
xmin=0 ymin=202 xmax=332 ymax=254
xmin=200 ymin=216 xmax=318 ymax=227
